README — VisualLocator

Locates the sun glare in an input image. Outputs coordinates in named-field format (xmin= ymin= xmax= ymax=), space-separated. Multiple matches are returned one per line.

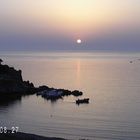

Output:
xmin=77 ymin=39 xmax=82 ymax=44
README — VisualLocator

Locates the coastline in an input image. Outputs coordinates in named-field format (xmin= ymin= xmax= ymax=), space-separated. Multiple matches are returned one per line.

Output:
xmin=0 ymin=132 xmax=66 ymax=140
xmin=1 ymin=54 xmax=140 ymax=139
xmin=0 ymin=58 xmax=84 ymax=140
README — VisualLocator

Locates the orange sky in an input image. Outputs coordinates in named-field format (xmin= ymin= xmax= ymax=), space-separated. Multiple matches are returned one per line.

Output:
xmin=0 ymin=0 xmax=140 ymax=51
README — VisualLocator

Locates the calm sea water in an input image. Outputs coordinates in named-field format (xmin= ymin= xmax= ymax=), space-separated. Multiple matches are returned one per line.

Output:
xmin=0 ymin=52 xmax=140 ymax=140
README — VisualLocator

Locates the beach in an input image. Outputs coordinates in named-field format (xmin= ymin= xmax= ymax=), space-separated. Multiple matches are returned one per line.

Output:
xmin=0 ymin=132 xmax=66 ymax=140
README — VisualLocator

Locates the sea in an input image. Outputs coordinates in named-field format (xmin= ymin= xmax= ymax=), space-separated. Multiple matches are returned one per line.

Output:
xmin=0 ymin=51 xmax=140 ymax=140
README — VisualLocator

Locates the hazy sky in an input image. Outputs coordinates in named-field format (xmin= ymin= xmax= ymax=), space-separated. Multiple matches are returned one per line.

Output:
xmin=0 ymin=0 xmax=140 ymax=51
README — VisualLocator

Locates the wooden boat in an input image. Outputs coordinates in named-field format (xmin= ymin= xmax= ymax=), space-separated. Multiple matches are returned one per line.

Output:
xmin=76 ymin=98 xmax=89 ymax=104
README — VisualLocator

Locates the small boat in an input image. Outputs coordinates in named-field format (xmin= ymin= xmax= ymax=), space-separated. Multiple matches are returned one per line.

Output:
xmin=76 ymin=98 xmax=89 ymax=104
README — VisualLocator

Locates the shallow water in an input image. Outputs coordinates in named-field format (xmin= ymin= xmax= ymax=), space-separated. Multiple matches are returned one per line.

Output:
xmin=0 ymin=52 xmax=140 ymax=140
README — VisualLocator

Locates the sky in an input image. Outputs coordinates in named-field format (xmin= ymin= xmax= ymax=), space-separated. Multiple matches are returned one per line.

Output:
xmin=0 ymin=0 xmax=140 ymax=51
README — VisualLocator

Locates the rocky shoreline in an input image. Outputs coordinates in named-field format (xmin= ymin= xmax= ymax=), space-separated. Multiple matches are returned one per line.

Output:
xmin=0 ymin=59 xmax=83 ymax=101
xmin=0 ymin=59 xmax=88 ymax=140
xmin=0 ymin=131 xmax=66 ymax=140
xmin=0 ymin=58 xmax=35 ymax=95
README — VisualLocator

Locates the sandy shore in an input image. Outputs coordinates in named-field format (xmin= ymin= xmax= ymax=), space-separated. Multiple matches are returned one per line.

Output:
xmin=0 ymin=132 xmax=66 ymax=140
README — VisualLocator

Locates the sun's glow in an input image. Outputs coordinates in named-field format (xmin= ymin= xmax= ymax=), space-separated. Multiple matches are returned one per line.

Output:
xmin=76 ymin=59 xmax=81 ymax=86
xmin=77 ymin=39 xmax=82 ymax=44
xmin=3 ymin=0 xmax=139 ymax=38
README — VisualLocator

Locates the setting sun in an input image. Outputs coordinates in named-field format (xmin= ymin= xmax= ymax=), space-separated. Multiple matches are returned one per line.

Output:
xmin=77 ymin=39 xmax=82 ymax=44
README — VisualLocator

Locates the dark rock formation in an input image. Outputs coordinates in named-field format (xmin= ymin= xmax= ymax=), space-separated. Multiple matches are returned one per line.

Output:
xmin=0 ymin=59 xmax=35 ymax=95
xmin=0 ymin=58 xmax=3 ymax=64
xmin=36 ymin=88 xmax=83 ymax=101
xmin=0 ymin=131 xmax=66 ymax=140
xmin=72 ymin=90 xmax=83 ymax=96
xmin=0 ymin=59 xmax=84 ymax=102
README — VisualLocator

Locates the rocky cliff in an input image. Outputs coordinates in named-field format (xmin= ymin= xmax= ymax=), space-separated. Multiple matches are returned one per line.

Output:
xmin=0 ymin=59 xmax=83 ymax=103
xmin=0 ymin=59 xmax=35 ymax=94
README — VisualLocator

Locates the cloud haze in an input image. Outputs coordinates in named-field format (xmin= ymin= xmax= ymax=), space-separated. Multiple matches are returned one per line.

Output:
xmin=0 ymin=0 xmax=140 ymax=51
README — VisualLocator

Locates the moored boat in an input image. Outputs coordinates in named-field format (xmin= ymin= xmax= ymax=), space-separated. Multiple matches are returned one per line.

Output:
xmin=76 ymin=98 xmax=89 ymax=104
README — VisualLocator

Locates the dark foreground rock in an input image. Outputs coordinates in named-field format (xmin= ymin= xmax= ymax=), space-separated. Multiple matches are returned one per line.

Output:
xmin=0 ymin=60 xmax=35 ymax=94
xmin=0 ymin=132 xmax=66 ymax=140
